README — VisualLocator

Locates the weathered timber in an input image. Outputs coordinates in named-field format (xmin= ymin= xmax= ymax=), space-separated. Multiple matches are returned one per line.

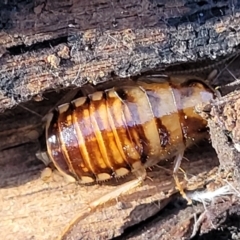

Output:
xmin=208 ymin=90 xmax=240 ymax=172
xmin=0 ymin=141 xmax=221 ymax=240
xmin=1 ymin=0 xmax=240 ymax=111
xmin=126 ymin=197 xmax=240 ymax=240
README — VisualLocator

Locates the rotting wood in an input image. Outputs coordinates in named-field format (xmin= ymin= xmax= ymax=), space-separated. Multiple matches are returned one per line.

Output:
xmin=208 ymin=90 xmax=240 ymax=173
xmin=1 ymin=0 xmax=240 ymax=111
xmin=0 ymin=141 xmax=220 ymax=240
xmin=1 ymin=138 xmax=238 ymax=240
xmin=126 ymin=196 xmax=240 ymax=240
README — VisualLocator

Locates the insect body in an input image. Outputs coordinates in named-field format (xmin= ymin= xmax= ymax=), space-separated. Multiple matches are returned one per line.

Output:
xmin=44 ymin=75 xmax=217 ymax=184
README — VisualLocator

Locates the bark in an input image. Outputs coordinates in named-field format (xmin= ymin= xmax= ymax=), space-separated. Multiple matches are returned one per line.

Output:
xmin=208 ymin=90 xmax=240 ymax=172
xmin=1 ymin=0 xmax=240 ymax=111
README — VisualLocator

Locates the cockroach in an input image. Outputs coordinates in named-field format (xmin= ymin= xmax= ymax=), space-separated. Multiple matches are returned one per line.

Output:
xmin=36 ymin=74 xmax=219 ymax=240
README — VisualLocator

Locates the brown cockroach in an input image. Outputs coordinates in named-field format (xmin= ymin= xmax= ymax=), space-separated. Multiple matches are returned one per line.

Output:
xmin=36 ymin=73 xmax=218 ymax=239
xmin=44 ymin=75 xmax=217 ymax=183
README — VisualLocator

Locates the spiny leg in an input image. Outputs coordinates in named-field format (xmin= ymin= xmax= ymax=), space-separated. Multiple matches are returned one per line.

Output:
xmin=57 ymin=167 xmax=147 ymax=240
xmin=173 ymin=152 xmax=192 ymax=204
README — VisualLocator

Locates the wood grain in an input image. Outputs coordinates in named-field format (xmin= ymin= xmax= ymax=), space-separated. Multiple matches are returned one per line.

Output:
xmin=1 ymin=141 xmax=220 ymax=240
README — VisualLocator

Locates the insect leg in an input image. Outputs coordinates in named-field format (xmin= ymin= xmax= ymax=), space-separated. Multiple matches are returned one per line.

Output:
xmin=173 ymin=152 xmax=192 ymax=204
xmin=57 ymin=168 xmax=147 ymax=240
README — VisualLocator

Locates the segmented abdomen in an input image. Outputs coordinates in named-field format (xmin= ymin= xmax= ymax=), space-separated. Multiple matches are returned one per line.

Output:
xmin=46 ymin=77 xmax=215 ymax=183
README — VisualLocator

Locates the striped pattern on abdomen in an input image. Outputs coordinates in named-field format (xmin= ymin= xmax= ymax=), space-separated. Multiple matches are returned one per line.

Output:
xmin=46 ymin=76 xmax=215 ymax=183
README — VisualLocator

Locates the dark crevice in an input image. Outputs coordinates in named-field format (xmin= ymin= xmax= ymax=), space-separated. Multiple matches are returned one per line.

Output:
xmin=192 ymin=211 xmax=240 ymax=240
xmin=1 ymin=142 xmax=37 ymax=152
xmin=148 ymin=0 xmax=165 ymax=8
xmin=197 ymin=1 xmax=209 ymax=7
xmin=6 ymin=36 xmax=68 ymax=56
xmin=186 ymin=1 xmax=209 ymax=8
xmin=223 ymin=130 xmax=234 ymax=144
xmin=167 ymin=6 xmax=228 ymax=26
xmin=25 ymin=159 xmax=44 ymax=168
xmin=229 ymin=27 xmax=237 ymax=33
xmin=112 ymin=197 xmax=187 ymax=240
